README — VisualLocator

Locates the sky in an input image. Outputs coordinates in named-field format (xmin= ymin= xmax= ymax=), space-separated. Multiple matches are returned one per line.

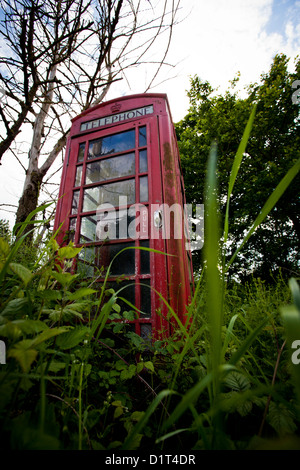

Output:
xmin=0 ymin=0 xmax=300 ymax=228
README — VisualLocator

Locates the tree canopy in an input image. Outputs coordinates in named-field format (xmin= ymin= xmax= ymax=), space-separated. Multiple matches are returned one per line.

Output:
xmin=176 ymin=54 xmax=300 ymax=281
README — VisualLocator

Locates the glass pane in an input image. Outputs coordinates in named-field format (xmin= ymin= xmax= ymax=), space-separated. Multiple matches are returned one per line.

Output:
xmin=139 ymin=126 xmax=147 ymax=147
xmin=80 ymin=214 xmax=98 ymax=243
xmin=140 ymin=324 xmax=152 ymax=344
xmin=83 ymin=180 xmax=135 ymax=212
xmin=68 ymin=218 xmax=77 ymax=242
xmin=78 ymin=143 xmax=85 ymax=162
xmin=78 ymin=246 xmax=97 ymax=263
xmin=85 ymin=153 xmax=135 ymax=184
xmin=75 ymin=165 xmax=83 ymax=186
xmin=139 ymin=176 xmax=148 ymax=202
xmin=71 ymin=190 xmax=80 ymax=214
xmin=99 ymin=242 xmax=135 ymax=276
xmin=139 ymin=149 xmax=147 ymax=173
xmin=140 ymin=240 xmax=150 ymax=274
xmin=77 ymin=246 xmax=97 ymax=278
xmin=140 ymin=279 xmax=151 ymax=318
xmin=77 ymin=261 xmax=94 ymax=278
xmin=88 ymin=129 xmax=135 ymax=159
xmin=96 ymin=208 xmax=135 ymax=241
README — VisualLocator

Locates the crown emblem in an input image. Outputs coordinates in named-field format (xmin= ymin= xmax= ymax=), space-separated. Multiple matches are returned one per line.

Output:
xmin=111 ymin=103 xmax=121 ymax=113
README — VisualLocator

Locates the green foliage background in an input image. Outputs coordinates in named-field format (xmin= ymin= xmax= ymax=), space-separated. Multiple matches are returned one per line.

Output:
xmin=175 ymin=54 xmax=300 ymax=281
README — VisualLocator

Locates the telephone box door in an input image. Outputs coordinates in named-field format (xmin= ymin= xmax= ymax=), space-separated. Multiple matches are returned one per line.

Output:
xmin=56 ymin=116 xmax=170 ymax=339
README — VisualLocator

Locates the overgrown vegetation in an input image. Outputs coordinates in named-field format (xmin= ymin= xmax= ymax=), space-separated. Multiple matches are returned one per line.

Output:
xmin=1 ymin=107 xmax=300 ymax=450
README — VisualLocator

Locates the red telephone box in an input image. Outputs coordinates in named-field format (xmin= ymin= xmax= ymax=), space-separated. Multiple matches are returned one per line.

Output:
xmin=53 ymin=93 xmax=193 ymax=341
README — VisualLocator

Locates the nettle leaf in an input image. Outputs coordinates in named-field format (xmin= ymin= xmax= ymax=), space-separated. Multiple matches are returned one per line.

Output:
xmin=42 ymin=361 xmax=67 ymax=373
xmin=113 ymin=322 xmax=126 ymax=333
xmin=62 ymin=306 xmax=85 ymax=319
xmin=57 ymin=245 xmax=82 ymax=259
xmin=123 ymin=311 xmax=135 ymax=321
xmin=126 ymin=331 xmax=144 ymax=348
xmin=112 ymin=400 xmax=124 ymax=419
xmin=12 ymin=319 xmax=47 ymax=335
xmin=8 ymin=326 xmax=71 ymax=372
xmin=38 ymin=290 xmax=63 ymax=301
xmin=8 ymin=341 xmax=38 ymax=373
xmin=67 ymin=288 xmax=97 ymax=301
xmin=30 ymin=326 xmax=71 ymax=348
xmin=9 ymin=262 xmax=33 ymax=286
xmin=136 ymin=363 xmax=144 ymax=374
xmin=112 ymin=303 xmax=121 ymax=313
xmin=115 ymin=360 xmax=127 ymax=371
xmin=120 ymin=364 xmax=137 ymax=380
xmin=220 ymin=390 xmax=253 ymax=417
xmin=51 ymin=271 xmax=79 ymax=287
xmin=1 ymin=298 xmax=29 ymax=318
xmin=114 ymin=407 xmax=124 ymax=419
xmin=223 ymin=371 xmax=251 ymax=391
xmin=267 ymin=402 xmax=297 ymax=437
xmin=0 ymin=321 xmax=23 ymax=340
xmin=0 ymin=319 xmax=47 ymax=339
xmin=56 ymin=326 xmax=90 ymax=350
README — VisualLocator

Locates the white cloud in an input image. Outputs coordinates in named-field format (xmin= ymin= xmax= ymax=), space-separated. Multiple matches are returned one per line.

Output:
xmin=143 ymin=0 xmax=300 ymax=121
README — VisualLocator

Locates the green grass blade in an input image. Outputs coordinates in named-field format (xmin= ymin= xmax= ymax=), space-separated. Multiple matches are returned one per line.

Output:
xmin=223 ymin=104 xmax=257 ymax=246
xmin=228 ymin=317 xmax=269 ymax=367
xmin=280 ymin=279 xmax=300 ymax=408
xmin=121 ymin=390 xmax=177 ymax=450
xmin=221 ymin=313 xmax=239 ymax=361
xmin=204 ymin=142 xmax=223 ymax=399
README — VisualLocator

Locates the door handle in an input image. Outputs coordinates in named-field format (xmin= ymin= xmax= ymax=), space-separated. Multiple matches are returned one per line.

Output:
xmin=153 ymin=210 xmax=163 ymax=228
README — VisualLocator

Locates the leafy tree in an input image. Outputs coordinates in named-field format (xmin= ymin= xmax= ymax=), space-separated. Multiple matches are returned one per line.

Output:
xmin=176 ymin=54 xmax=300 ymax=281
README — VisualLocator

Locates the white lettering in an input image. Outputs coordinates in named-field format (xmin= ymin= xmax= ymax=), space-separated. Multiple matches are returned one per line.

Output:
xmin=96 ymin=203 xmax=116 ymax=240
xmin=105 ymin=455 xmax=140 ymax=467
xmin=149 ymin=455 xmax=157 ymax=464
xmin=80 ymin=105 xmax=154 ymax=131
xmin=291 ymin=339 xmax=300 ymax=365
xmin=0 ymin=340 xmax=6 ymax=364
xmin=184 ymin=204 xmax=204 ymax=251
xmin=292 ymin=80 xmax=300 ymax=105
xmin=96 ymin=199 xmax=204 ymax=249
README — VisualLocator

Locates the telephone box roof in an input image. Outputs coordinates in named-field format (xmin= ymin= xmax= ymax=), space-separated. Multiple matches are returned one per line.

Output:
xmin=71 ymin=93 xmax=171 ymax=123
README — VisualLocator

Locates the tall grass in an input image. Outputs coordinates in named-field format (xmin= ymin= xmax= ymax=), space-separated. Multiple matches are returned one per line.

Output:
xmin=123 ymin=105 xmax=300 ymax=450
xmin=1 ymin=106 xmax=300 ymax=450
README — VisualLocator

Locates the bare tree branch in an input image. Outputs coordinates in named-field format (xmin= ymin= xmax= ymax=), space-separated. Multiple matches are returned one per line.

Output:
xmin=0 ymin=0 xmax=183 ymax=237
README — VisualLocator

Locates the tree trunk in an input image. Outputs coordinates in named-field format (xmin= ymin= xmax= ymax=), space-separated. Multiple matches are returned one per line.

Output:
xmin=15 ymin=64 xmax=58 ymax=240
xmin=15 ymin=169 xmax=43 ymax=240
